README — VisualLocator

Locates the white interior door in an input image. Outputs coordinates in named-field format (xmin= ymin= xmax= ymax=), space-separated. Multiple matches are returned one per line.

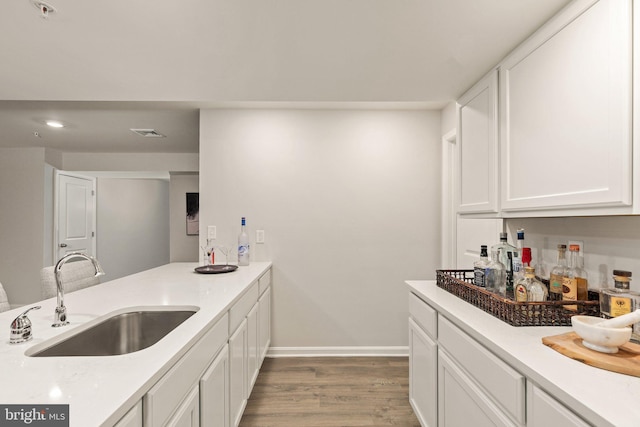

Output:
xmin=56 ymin=172 xmax=96 ymax=260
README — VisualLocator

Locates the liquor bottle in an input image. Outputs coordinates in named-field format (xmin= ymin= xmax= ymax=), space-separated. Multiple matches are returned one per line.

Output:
xmin=486 ymin=248 xmax=506 ymax=296
xmin=600 ymin=270 xmax=640 ymax=343
xmin=473 ymin=245 xmax=489 ymax=287
xmin=238 ymin=217 xmax=250 ymax=266
xmin=512 ymin=229 xmax=525 ymax=282
xmin=562 ymin=244 xmax=588 ymax=310
xmin=516 ymin=267 xmax=548 ymax=303
xmin=549 ymin=244 xmax=567 ymax=301
xmin=490 ymin=232 xmax=518 ymax=292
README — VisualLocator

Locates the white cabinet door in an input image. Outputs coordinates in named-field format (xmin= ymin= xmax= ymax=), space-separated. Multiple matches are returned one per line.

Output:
xmin=457 ymin=69 xmax=499 ymax=214
xmin=229 ymin=318 xmax=248 ymax=427
xmin=200 ymin=345 xmax=229 ymax=427
xmin=527 ymin=383 xmax=590 ymax=427
xmin=247 ymin=302 xmax=259 ymax=392
xmin=438 ymin=351 xmax=517 ymax=427
xmin=114 ymin=401 xmax=142 ymax=427
xmin=165 ymin=385 xmax=200 ymax=427
xmin=499 ymin=0 xmax=632 ymax=212
xmin=258 ymin=286 xmax=271 ymax=363
xmin=409 ymin=318 xmax=437 ymax=427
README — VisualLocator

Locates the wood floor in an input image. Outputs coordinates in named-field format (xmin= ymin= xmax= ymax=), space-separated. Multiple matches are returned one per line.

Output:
xmin=239 ymin=357 xmax=421 ymax=427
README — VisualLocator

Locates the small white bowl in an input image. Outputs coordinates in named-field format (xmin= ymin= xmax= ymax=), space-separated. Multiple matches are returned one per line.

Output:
xmin=571 ymin=315 xmax=632 ymax=354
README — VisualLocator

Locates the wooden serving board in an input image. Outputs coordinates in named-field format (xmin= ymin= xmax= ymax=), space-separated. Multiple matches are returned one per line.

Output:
xmin=542 ymin=332 xmax=640 ymax=377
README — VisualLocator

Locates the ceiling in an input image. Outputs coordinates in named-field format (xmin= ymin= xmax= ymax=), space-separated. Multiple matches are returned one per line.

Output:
xmin=0 ymin=0 xmax=572 ymax=153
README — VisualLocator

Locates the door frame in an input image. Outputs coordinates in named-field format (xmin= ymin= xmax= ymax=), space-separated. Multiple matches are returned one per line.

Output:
xmin=441 ymin=129 xmax=457 ymax=268
xmin=53 ymin=170 xmax=97 ymax=261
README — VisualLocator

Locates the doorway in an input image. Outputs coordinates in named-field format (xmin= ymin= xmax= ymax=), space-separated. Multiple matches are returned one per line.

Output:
xmin=54 ymin=171 xmax=97 ymax=260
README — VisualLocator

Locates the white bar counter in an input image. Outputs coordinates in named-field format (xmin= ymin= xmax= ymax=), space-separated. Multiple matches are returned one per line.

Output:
xmin=0 ymin=262 xmax=271 ymax=426
xmin=407 ymin=280 xmax=640 ymax=427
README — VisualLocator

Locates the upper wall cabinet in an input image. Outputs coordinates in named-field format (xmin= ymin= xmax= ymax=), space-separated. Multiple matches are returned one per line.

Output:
xmin=457 ymin=69 xmax=499 ymax=215
xmin=499 ymin=0 xmax=632 ymax=213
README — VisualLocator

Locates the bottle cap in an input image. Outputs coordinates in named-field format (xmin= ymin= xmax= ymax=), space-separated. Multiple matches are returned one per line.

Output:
xmin=613 ymin=269 xmax=632 ymax=278
xmin=569 ymin=244 xmax=580 ymax=251
xmin=522 ymin=248 xmax=532 ymax=264
xmin=557 ymin=244 xmax=566 ymax=249
xmin=500 ymin=232 xmax=507 ymax=241
xmin=517 ymin=228 xmax=525 ymax=240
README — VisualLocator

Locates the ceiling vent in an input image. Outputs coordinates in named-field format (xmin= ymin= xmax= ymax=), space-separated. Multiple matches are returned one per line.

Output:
xmin=130 ymin=129 xmax=165 ymax=138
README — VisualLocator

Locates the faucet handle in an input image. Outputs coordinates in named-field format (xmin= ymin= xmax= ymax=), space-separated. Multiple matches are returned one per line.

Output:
xmin=10 ymin=306 xmax=41 ymax=344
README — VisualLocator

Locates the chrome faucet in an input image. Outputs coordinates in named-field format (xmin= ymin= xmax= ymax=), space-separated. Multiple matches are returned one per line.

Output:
xmin=52 ymin=252 xmax=105 ymax=328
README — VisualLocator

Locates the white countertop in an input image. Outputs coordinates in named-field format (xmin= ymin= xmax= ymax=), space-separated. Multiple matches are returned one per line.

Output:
xmin=0 ymin=261 xmax=272 ymax=427
xmin=407 ymin=280 xmax=640 ymax=427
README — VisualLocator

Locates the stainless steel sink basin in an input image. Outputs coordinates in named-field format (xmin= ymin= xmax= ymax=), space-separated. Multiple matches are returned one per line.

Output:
xmin=27 ymin=307 xmax=199 ymax=357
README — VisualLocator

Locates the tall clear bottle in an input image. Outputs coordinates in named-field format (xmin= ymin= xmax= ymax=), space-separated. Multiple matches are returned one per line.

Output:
xmin=473 ymin=245 xmax=489 ymax=287
xmin=512 ymin=229 xmax=525 ymax=283
xmin=238 ymin=217 xmax=250 ymax=266
xmin=549 ymin=245 xmax=568 ymax=301
xmin=562 ymin=244 xmax=588 ymax=310
xmin=491 ymin=232 xmax=518 ymax=292
xmin=486 ymin=248 xmax=506 ymax=296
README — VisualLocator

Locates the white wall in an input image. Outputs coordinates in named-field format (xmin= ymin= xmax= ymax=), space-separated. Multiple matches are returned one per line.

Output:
xmin=199 ymin=109 xmax=441 ymax=352
xmin=0 ymin=148 xmax=46 ymax=305
xmin=96 ymin=178 xmax=170 ymax=281
xmin=170 ymin=173 xmax=199 ymax=262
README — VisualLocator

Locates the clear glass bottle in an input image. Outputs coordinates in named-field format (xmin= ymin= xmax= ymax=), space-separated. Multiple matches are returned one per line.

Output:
xmin=600 ymin=270 xmax=634 ymax=317
xmin=486 ymin=248 xmax=506 ymax=296
xmin=473 ymin=245 xmax=489 ymax=287
xmin=515 ymin=266 xmax=548 ymax=302
xmin=562 ymin=244 xmax=588 ymax=310
xmin=512 ymin=229 xmax=525 ymax=283
xmin=600 ymin=270 xmax=640 ymax=343
xmin=491 ymin=232 xmax=518 ymax=292
xmin=549 ymin=244 xmax=567 ymax=301
xmin=237 ymin=217 xmax=250 ymax=266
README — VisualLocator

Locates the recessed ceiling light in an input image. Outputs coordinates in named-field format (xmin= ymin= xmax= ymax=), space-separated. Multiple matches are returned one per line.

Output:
xmin=46 ymin=120 xmax=64 ymax=128
xmin=130 ymin=129 xmax=165 ymax=138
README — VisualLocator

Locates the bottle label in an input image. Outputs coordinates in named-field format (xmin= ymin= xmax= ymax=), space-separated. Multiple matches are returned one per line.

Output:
xmin=611 ymin=296 xmax=632 ymax=317
xmin=549 ymin=273 xmax=563 ymax=294
xmin=562 ymin=277 xmax=578 ymax=311
xmin=474 ymin=267 xmax=486 ymax=287
xmin=515 ymin=284 xmax=528 ymax=302
xmin=238 ymin=244 xmax=250 ymax=265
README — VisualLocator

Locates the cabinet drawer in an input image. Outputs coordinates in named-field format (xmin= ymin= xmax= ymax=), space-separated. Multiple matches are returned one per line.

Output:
xmin=144 ymin=313 xmax=229 ymax=427
xmin=438 ymin=316 xmax=525 ymax=424
xmin=229 ymin=280 xmax=259 ymax=333
xmin=409 ymin=292 xmax=437 ymax=339
xmin=258 ymin=269 xmax=271 ymax=296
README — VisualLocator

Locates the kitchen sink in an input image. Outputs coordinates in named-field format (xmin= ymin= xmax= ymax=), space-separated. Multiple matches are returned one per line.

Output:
xmin=26 ymin=306 xmax=199 ymax=357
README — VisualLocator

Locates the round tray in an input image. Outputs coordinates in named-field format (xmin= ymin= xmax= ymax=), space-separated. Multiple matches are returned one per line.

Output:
xmin=194 ymin=265 xmax=238 ymax=274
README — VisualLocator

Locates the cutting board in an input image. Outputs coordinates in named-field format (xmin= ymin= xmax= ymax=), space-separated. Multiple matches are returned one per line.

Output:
xmin=542 ymin=332 xmax=640 ymax=377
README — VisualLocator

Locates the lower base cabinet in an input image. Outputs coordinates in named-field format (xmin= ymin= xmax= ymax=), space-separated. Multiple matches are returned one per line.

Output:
xmin=527 ymin=383 xmax=590 ymax=427
xmin=229 ymin=318 xmax=248 ymax=427
xmin=438 ymin=351 xmax=515 ymax=427
xmin=116 ymin=269 xmax=272 ymax=427
xmin=200 ymin=345 xmax=230 ymax=427
xmin=166 ymin=385 xmax=200 ymax=427
xmin=114 ymin=401 xmax=143 ymax=427
xmin=409 ymin=318 xmax=437 ymax=427
xmin=409 ymin=291 xmax=592 ymax=427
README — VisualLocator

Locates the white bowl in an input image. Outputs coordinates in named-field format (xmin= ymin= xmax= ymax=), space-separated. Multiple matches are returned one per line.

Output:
xmin=571 ymin=315 xmax=632 ymax=354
